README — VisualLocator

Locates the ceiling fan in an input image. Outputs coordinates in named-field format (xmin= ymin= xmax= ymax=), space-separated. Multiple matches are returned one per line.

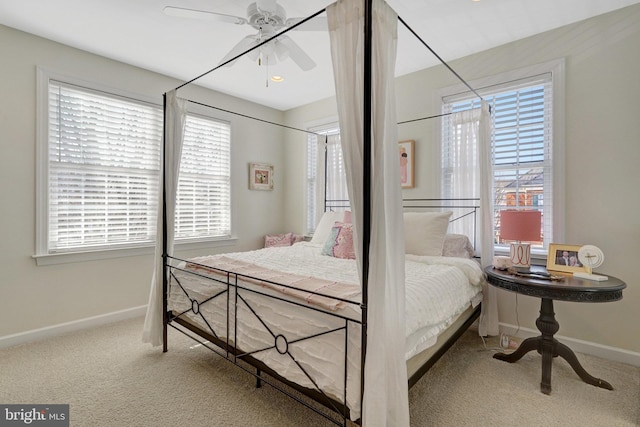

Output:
xmin=164 ymin=0 xmax=326 ymax=71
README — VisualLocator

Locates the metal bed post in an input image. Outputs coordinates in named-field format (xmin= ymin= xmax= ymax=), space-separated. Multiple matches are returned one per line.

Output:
xmin=360 ymin=0 xmax=373 ymax=420
xmin=162 ymin=92 xmax=169 ymax=353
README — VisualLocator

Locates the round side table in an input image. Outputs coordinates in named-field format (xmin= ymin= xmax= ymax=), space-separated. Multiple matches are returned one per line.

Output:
xmin=484 ymin=265 xmax=626 ymax=394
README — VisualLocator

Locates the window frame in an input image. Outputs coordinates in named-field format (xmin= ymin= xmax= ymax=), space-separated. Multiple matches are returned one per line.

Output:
xmin=34 ymin=68 xmax=237 ymax=266
xmin=435 ymin=59 xmax=566 ymax=258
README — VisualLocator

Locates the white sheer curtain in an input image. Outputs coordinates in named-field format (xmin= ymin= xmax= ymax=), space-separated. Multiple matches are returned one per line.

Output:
xmin=447 ymin=108 xmax=482 ymax=238
xmin=142 ymin=90 xmax=187 ymax=346
xmin=316 ymin=133 xmax=350 ymax=217
xmin=446 ymin=102 xmax=498 ymax=336
xmin=328 ymin=0 xmax=409 ymax=425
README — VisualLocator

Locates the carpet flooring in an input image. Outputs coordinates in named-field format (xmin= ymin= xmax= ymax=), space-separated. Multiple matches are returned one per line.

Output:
xmin=1 ymin=317 xmax=638 ymax=426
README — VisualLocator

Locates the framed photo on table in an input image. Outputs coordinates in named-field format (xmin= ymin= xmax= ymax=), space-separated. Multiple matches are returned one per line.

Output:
xmin=546 ymin=243 xmax=588 ymax=274
xmin=398 ymin=140 xmax=415 ymax=188
xmin=249 ymin=162 xmax=274 ymax=191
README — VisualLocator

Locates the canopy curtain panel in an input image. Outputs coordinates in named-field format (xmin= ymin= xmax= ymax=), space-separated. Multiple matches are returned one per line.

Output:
xmin=142 ymin=90 xmax=187 ymax=347
xmin=328 ymin=0 xmax=409 ymax=424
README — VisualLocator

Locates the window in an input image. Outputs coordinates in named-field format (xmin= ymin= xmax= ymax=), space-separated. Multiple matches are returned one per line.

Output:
xmin=176 ymin=115 xmax=231 ymax=240
xmin=441 ymin=61 xmax=564 ymax=254
xmin=36 ymin=71 xmax=231 ymax=263
xmin=306 ymin=123 xmax=348 ymax=234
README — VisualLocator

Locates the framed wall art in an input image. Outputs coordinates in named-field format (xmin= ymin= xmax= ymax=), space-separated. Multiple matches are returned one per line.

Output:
xmin=398 ymin=140 xmax=415 ymax=188
xmin=546 ymin=243 xmax=588 ymax=274
xmin=249 ymin=162 xmax=274 ymax=191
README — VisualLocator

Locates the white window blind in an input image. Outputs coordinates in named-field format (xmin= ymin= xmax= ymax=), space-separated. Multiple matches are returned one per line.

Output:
xmin=306 ymin=134 xmax=319 ymax=233
xmin=43 ymin=79 xmax=231 ymax=256
xmin=442 ymin=73 xmax=553 ymax=250
xmin=48 ymin=81 xmax=162 ymax=252
xmin=176 ymin=115 xmax=231 ymax=239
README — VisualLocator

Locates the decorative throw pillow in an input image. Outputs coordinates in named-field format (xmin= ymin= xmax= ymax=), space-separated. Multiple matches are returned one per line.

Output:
xmin=264 ymin=232 xmax=294 ymax=248
xmin=442 ymin=233 xmax=475 ymax=258
xmin=403 ymin=211 xmax=453 ymax=256
xmin=321 ymin=222 xmax=355 ymax=259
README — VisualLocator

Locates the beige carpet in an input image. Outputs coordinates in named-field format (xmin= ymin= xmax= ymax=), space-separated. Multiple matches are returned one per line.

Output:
xmin=0 ymin=317 xmax=638 ymax=427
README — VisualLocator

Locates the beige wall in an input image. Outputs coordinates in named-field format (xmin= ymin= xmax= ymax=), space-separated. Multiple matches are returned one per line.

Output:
xmin=0 ymin=25 xmax=287 ymax=338
xmin=2 ymin=3 xmax=638 ymax=358
xmin=284 ymin=4 xmax=640 ymax=355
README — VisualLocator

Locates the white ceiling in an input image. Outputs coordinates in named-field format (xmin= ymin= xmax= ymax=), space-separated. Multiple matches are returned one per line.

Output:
xmin=1 ymin=0 xmax=638 ymax=110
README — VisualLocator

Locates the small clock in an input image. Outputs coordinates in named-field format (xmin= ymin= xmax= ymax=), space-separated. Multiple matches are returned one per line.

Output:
xmin=574 ymin=245 xmax=608 ymax=281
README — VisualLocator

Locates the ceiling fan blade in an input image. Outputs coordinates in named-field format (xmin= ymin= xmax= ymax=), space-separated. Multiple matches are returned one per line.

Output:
xmin=276 ymin=36 xmax=316 ymax=71
xmin=273 ymin=40 xmax=290 ymax=62
xmin=285 ymin=16 xmax=328 ymax=31
xmin=219 ymin=36 xmax=260 ymax=66
xmin=163 ymin=6 xmax=247 ymax=25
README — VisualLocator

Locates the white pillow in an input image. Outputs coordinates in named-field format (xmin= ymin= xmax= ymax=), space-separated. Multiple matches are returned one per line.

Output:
xmin=404 ymin=211 xmax=452 ymax=256
xmin=310 ymin=211 xmax=345 ymax=245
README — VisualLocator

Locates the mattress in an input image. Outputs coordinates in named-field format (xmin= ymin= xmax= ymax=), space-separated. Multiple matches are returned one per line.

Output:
xmin=167 ymin=242 xmax=483 ymax=420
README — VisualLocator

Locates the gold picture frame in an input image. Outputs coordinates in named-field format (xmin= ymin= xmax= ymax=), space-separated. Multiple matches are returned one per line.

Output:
xmin=399 ymin=140 xmax=415 ymax=188
xmin=249 ymin=162 xmax=274 ymax=191
xmin=546 ymin=243 xmax=588 ymax=274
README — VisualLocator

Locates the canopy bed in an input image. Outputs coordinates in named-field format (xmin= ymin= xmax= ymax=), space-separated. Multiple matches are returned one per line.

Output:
xmin=142 ymin=0 xmax=497 ymax=425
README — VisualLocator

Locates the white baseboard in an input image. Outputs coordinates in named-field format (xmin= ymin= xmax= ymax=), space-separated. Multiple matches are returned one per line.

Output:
xmin=0 ymin=305 xmax=147 ymax=350
xmin=499 ymin=322 xmax=640 ymax=367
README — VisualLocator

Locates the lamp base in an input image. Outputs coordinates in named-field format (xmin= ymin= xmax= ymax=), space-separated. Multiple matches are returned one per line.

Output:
xmin=509 ymin=242 xmax=531 ymax=268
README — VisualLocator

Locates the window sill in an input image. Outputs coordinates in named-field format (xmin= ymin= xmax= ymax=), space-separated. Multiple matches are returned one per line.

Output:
xmin=33 ymin=236 xmax=238 ymax=266
xmin=494 ymin=246 xmax=548 ymax=264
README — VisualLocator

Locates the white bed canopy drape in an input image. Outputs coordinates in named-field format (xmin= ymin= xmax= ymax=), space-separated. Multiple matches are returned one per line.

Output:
xmin=328 ymin=0 xmax=410 ymax=425
xmin=142 ymin=90 xmax=187 ymax=346
xmin=477 ymin=103 xmax=499 ymax=336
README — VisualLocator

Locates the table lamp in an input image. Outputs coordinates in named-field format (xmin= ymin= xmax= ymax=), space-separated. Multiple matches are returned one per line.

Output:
xmin=500 ymin=210 xmax=542 ymax=271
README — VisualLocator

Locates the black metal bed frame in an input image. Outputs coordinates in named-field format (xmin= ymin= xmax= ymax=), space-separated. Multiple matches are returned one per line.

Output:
xmin=159 ymin=1 xmax=487 ymax=425
xmin=165 ymin=255 xmax=362 ymax=425
xmin=161 ymin=197 xmax=480 ymax=426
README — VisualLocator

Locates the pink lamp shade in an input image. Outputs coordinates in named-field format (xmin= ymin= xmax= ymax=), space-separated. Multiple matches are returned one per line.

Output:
xmin=500 ymin=210 xmax=542 ymax=269
xmin=500 ymin=210 xmax=542 ymax=242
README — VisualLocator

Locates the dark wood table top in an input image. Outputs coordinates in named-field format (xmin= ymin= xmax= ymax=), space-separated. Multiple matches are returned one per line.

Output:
xmin=484 ymin=265 xmax=626 ymax=303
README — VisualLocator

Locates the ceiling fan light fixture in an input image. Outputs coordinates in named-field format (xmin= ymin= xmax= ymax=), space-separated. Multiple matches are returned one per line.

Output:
xmin=270 ymin=75 xmax=285 ymax=83
xmin=175 ymin=0 xmax=320 ymax=72
xmin=274 ymin=40 xmax=290 ymax=61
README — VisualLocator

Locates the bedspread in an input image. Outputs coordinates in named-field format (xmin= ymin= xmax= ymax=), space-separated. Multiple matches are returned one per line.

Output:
xmin=168 ymin=242 xmax=483 ymax=420
xmin=185 ymin=256 xmax=361 ymax=311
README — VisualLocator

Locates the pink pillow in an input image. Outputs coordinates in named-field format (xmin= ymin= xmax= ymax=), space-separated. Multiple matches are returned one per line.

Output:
xmin=343 ymin=210 xmax=352 ymax=223
xmin=321 ymin=222 xmax=355 ymax=259
xmin=264 ymin=232 xmax=293 ymax=248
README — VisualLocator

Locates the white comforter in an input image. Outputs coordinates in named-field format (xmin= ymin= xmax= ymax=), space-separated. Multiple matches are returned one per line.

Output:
xmin=168 ymin=242 xmax=483 ymax=420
